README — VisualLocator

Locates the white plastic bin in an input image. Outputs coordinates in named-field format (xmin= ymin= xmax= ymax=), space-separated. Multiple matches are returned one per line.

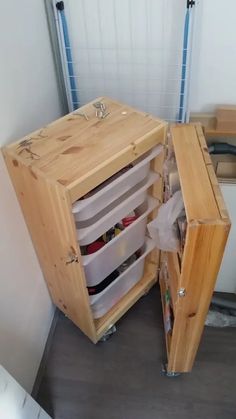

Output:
xmin=76 ymin=171 xmax=159 ymax=246
xmin=72 ymin=145 xmax=163 ymax=222
xmin=90 ymin=238 xmax=155 ymax=319
xmin=83 ymin=196 xmax=158 ymax=286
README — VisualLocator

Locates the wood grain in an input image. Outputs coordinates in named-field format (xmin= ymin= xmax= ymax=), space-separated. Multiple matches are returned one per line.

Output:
xmin=168 ymin=223 xmax=230 ymax=372
xmin=3 ymin=97 xmax=166 ymax=344
xmin=6 ymin=97 xmax=166 ymax=202
xmin=171 ymin=124 xmax=220 ymax=222
xmin=3 ymin=153 xmax=97 ymax=342
xmin=167 ymin=252 xmax=180 ymax=316
xmin=195 ymin=123 xmax=230 ymax=220
xmin=165 ymin=124 xmax=231 ymax=373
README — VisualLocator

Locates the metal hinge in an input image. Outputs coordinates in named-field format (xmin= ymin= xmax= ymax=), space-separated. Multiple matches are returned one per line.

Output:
xmin=178 ymin=288 xmax=186 ymax=297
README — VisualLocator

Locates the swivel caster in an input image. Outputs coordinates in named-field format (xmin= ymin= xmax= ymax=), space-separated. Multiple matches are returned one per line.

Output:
xmin=99 ymin=325 xmax=117 ymax=342
xmin=161 ymin=363 xmax=181 ymax=377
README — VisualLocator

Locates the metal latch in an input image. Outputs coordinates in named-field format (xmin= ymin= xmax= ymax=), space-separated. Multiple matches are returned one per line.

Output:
xmin=93 ymin=101 xmax=110 ymax=119
xmin=178 ymin=288 xmax=186 ymax=297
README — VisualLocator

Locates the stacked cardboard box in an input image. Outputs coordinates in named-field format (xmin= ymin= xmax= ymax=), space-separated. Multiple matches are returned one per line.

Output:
xmin=216 ymin=106 xmax=236 ymax=131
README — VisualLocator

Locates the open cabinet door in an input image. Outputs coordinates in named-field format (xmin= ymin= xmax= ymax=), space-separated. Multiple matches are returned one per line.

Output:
xmin=159 ymin=124 xmax=231 ymax=374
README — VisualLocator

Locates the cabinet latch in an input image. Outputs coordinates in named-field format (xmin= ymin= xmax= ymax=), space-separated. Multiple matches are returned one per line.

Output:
xmin=178 ymin=288 xmax=186 ymax=297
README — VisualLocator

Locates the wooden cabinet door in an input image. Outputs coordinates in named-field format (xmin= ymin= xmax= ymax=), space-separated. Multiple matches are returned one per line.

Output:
xmin=160 ymin=124 xmax=231 ymax=373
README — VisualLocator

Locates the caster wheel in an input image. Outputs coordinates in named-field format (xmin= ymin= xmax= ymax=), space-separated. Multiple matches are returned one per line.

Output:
xmin=161 ymin=363 xmax=181 ymax=377
xmin=99 ymin=325 xmax=117 ymax=342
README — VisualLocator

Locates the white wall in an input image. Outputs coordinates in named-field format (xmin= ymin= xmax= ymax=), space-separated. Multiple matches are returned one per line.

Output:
xmin=190 ymin=0 xmax=236 ymax=112
xmin=0 ymin=1 xmax=62 ymax=392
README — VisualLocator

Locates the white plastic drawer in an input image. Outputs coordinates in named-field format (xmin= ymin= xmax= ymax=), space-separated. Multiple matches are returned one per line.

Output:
xmin=76 ymin=171 xmax=159 ymax=246
xmin=90 ymin=237 xmax=155 ymax=319
xmin=72 ymin=145 xmax=163 ymax=222
xmin=83 ymin=196 xmax=158 ymax=286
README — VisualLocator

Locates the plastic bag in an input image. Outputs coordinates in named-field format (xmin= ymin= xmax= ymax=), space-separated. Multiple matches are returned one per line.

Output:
xmin=205 ymin=310 xmax=236 ymax=327
xmin=147 ymin=190 xmax=184 ymax=251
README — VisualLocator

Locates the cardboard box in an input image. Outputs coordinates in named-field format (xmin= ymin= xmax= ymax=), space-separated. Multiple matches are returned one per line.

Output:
xmin=211 ymin=153 xmax=236 ymax=183
xmin=216 ymin=106 xmax=236 ymax=131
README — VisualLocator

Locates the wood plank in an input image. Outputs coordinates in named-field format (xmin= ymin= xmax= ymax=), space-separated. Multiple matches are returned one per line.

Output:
xmin=207 ymin=164 xmax=230 ymax=221
xmin=167 ymin=252 xmax=180 ymax=316
xmin=159 ymin=274 xmax=171 ymax=357
xmin=194 ymin=122 xmax=212 ymax=165
xmin=3 ymin=152 xmax=97 ymax=342
xmin=195 ymin=123 xmax=230 ymax=221
xmin=69 ymin=124 xmax=166 ymax=202
xmin=94 ymin=263 xmax=157 ymax=340
xmin=6 ymin=97 xmax=166 ymax=201
xmin=146 ymin=126 xmax=166 ymax=267
xmin=171 ymin=124 xmax=220 ymax=222
xmin=167 ymin=222 xmax=230 ymax=373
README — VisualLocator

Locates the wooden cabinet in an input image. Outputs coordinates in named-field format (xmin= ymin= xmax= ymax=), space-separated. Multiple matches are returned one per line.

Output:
xmin=160 ymin=124 xmax=230 ymax=374
xmin=3 ymin=98 xmax=230 ymax=374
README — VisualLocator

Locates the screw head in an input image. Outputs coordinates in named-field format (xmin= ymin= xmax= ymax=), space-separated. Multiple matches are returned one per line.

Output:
xmin=178 ymin=288 xmax=186 ymax=297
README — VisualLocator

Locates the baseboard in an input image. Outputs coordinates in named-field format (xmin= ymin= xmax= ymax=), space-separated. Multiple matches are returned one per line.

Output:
xmin=31 ymin=308 xmax=60 ymax=399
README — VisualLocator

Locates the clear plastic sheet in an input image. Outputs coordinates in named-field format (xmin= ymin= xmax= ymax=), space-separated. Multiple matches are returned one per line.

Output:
xmin=147 ymin=190 xmax=184 ymax=251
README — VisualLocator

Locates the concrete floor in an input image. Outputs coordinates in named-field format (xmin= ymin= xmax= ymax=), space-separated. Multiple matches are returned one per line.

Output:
xmin=37 ymin=286 xmax=236 ymax=419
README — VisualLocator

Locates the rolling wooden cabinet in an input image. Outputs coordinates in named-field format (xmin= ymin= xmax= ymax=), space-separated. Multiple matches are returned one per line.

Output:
xmin=3 ymin=98 xmax=230 ymax=374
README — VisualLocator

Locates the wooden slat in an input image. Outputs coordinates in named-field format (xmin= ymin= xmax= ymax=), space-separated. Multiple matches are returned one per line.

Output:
xmin=171 ymin=124 xmax=220 ymax=222
xmin=3 ymin=152 xmax=97 ymax=342
xmin=167 ymin=222 xmax=230 ymax=373
xmin=6 ymin=97 xmax=166 ymax=202
xmin=206 ymin=164 xmax=230 ymax=221
xmin=69 ymin=124 xmax=166 ymax=202
xmin=167 ymin=252 xmax=180 ymax=316
xmin=94 ymin=264 xmax=157 ymax=340
xmin=195 ymin=123 xmax=230 ymax=221
xmin=194 ymin=122 xmax=212 ymax=165
xmin=146 ymin=126 xmax=166 ymax=267
xmin=159 ymin=274 xmax=171 ymax=357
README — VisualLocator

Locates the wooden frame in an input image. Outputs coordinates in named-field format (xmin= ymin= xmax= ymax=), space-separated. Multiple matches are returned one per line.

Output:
xmin=160 ymin=124 xmax=230 ymax=373
xmin=3 ymin=97 xmax=166 ymax=343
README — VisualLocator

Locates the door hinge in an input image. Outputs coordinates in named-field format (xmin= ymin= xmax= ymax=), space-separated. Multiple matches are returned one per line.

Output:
xmin=178 ymin=288 xmax=186 ymax=297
